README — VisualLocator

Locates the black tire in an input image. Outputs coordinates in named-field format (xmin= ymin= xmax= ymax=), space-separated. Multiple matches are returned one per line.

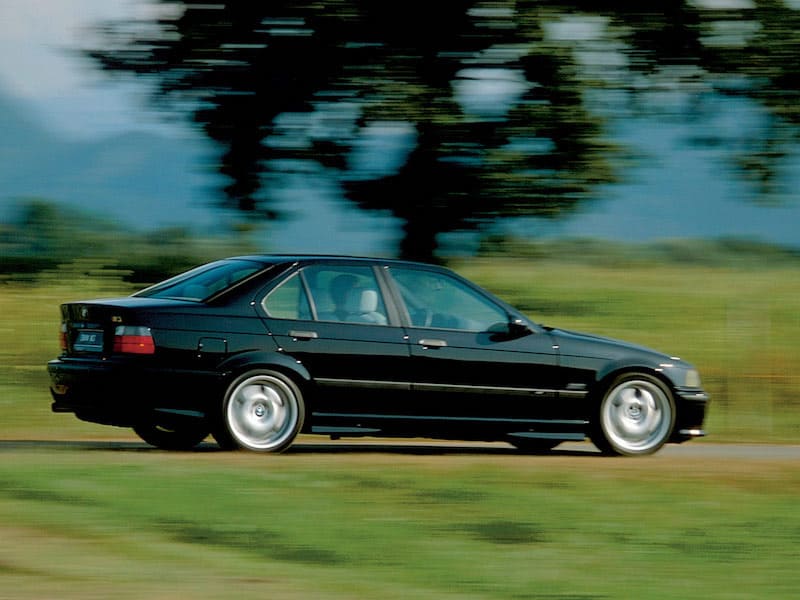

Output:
xmin=211 ymin=425 xmax=239 ymax=450
xmin=591 ymin=372 xmax=676 ymax=456
xmin=508 ymin=438 xmax=560 ymax=454
xmin=222 ymin=369 xmax=305 ymax=452
xmin=133 ymin=422 xmax=209 ymax=450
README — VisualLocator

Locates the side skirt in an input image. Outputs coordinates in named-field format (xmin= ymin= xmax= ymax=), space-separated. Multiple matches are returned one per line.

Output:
xmin=310 ymin=411 xmax=589 ymax=442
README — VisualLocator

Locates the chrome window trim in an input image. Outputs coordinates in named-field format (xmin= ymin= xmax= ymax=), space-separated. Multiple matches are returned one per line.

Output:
xmin=315 ymin=377 xmax=588 ymax=398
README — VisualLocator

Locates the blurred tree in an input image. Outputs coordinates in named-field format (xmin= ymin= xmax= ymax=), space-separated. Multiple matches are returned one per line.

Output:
xmin=0 ymin=199 xmax=66 ymax=275
xmin=86 ymin=0 xmax=615 ymax=261
xmin=88 ymin=2 xmax=350 ymax=216
xmin=86 ymin=1 xmax=800 ymax=260
xmin=691 ymin=0 xmax=800 ymax=200
xmin=0 ymin=199 xmax=259 ymax=281
xmin=340 ymin=3 xmax=616 ymax=260
xmin=568 ymin=0 xmax=800 ymax=201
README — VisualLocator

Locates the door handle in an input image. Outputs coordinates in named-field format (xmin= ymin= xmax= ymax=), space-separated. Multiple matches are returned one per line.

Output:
xmin=418 ymin=338 xmax=447 ymax=348
xmin=289 ymin=330 xmax=318 ymax=340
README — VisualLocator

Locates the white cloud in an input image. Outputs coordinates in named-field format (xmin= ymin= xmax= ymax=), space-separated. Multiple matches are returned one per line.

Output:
xmin=0 ymin=0 xmax=181 ymax=138
xmin=0 ymin=0 xmax=134 ymax=96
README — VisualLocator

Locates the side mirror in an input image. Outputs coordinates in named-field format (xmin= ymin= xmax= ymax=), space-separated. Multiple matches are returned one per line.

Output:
xmin=488 ymin=317 xmax=533 ymax=340
xmin=508 ymin=317 xmax=534 ymax=337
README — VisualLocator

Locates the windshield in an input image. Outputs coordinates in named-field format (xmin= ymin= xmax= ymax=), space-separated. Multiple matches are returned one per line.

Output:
xmin=134 ymin=259 xmax=265 ymax=301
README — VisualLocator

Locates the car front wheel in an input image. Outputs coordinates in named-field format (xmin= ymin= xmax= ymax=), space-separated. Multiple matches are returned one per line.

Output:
xmin=222 ymin=370 xmax=305 ymax=452
xmin=592 ymin=373 xmax=675 ymax=456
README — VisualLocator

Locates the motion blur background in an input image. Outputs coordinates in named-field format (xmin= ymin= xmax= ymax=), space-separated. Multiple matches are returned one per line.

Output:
xmin=1 ymin=4 xmax=799 ymax=598
xmin=1 ymin=0 xmax=800 ymax=265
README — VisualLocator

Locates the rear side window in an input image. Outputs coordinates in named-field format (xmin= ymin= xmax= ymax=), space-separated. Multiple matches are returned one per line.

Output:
xmin=263 ymin=273 xmax=311 ymax=320
xmin=135 ymin=259 xmax=264 ymax=301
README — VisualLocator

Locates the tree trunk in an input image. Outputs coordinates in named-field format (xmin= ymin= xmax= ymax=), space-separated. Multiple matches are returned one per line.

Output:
xmin=398 ymin=219 xmax=440 ymax=264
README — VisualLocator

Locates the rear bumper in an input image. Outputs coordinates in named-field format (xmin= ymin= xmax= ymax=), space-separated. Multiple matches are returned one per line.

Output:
xmin=48 ymin=357 xmax=225 ymax=427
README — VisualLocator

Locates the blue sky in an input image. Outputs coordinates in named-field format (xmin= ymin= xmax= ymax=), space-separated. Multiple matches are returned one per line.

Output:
xmin=529 ymin=107 xmax=800 ymax=247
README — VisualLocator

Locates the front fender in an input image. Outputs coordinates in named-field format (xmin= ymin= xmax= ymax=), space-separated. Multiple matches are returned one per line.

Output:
xmin=594 ymin=355 xmax=698 ymax=401
xmin=595 ymin=356 xmax=672 ymax=386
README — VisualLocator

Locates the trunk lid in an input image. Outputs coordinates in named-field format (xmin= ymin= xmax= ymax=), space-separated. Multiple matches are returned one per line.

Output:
xmin=59 ymin=297 xmax=196 ymax=357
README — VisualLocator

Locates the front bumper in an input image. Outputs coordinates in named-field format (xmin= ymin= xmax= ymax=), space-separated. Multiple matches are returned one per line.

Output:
xmin=672 ymin=387 xmax=710 ymax=441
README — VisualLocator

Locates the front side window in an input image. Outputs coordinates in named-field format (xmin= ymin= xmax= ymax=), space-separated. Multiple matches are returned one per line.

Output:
xmin=389 ymin=267 xmax=507 ymax=332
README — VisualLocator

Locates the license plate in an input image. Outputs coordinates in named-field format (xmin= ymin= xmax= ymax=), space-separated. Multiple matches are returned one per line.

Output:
xmin=74 ymin=329 xmax=104 ymax=352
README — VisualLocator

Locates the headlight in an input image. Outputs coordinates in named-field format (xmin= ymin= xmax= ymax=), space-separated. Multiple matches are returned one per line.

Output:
xmin=684 ymin=369 xmax=702 ymax=388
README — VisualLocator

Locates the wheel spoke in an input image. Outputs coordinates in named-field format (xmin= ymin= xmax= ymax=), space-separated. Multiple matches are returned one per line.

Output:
xmin=224 ymin=372 xmax=304 ymax=452
xmin=598 ymin=376 xmax=674 ymax=455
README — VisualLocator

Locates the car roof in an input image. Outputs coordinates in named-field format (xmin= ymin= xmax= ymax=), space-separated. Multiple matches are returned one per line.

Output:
xmin=229 ymin=254 xmax=442 ymax=270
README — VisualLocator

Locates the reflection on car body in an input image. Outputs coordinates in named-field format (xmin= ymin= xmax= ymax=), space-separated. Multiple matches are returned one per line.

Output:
xmin=48 ymin=255 xmax=709 ymax=455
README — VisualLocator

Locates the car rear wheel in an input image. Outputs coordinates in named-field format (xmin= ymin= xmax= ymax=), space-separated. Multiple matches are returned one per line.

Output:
xmin=211 ymin=425 xmax=239 ymax=450
xmin=223 ymin=370 xmax=305 ymax=452
xmin=133 ymin=422 xmax=210 ymax=450
xmin=593 ymin=373 xmax=675 ymax=456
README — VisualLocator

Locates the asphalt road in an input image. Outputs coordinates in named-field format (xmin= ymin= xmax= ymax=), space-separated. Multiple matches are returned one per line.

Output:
xmin=0 ymin=438 xmax=798 ymax=460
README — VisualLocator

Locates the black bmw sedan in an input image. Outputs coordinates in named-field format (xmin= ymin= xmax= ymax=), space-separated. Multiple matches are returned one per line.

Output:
xmin=48 ymin=255 xmax=708 ymax=455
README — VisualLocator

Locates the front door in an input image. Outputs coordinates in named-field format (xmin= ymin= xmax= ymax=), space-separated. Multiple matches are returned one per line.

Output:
xmin=386 ymin=265 xmax=563 ymax=437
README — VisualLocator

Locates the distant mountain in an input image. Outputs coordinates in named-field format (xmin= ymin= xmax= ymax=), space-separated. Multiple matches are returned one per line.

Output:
xmin=0 ymin=92 xmax=222 ymax=230
xmin=2 ymin=90 xmax=798 ymax=253
xmin=0 ymin=90 xmax=402 ymax=255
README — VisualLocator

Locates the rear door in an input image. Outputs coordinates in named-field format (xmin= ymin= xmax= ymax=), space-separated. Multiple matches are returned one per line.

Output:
xmin=258 ymin=262 xmax=412 ymax=430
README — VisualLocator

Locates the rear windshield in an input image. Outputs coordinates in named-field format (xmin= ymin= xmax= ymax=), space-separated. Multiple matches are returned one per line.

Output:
xmin=134 ymin=259 xmax=265 ymax=301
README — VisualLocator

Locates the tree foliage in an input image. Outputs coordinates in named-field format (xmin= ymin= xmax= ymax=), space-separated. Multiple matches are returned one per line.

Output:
xmin=0 ymin=199 xmax=256 ymax=282
xmin=86 ymin=1 xmax=800 ymax=260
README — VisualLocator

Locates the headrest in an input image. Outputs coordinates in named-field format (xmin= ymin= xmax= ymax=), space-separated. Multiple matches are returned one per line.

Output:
xmin=359 ymin=289 xmax=378 ymax=312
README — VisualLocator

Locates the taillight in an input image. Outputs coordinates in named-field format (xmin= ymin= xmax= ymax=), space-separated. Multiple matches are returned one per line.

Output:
xmin=113 ymin=326 xmax=156 ymax=355
xmin=59 ymin=322 xmax=67 ymax=351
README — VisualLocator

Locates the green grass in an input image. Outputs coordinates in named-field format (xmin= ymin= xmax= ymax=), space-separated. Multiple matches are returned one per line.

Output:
xmin=0 ymin=447 xmax=799 ymax=599
xmin=1 ymin=256 xmax=799 ymax=598
xmin=0 ymin=264 xmax=136 ymax=441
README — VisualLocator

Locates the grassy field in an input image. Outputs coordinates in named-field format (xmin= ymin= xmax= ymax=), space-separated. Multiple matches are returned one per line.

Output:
xmin=1 ymin=256 xmax=798 ymax=598
xmin=1 ymin=444 xmax=799 ymax=599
